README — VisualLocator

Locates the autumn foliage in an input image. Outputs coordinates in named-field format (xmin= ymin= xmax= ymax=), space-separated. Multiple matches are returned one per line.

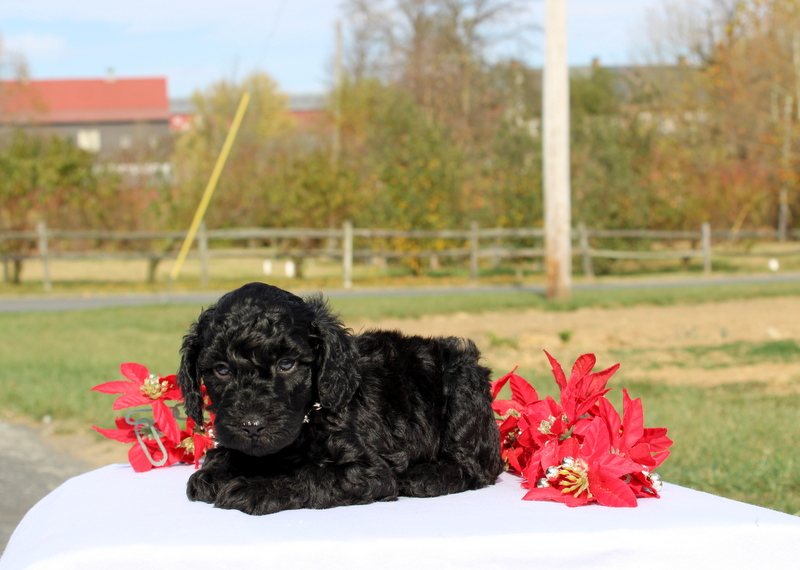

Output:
xmin=1 ymin=0 xmax=798 ymax=258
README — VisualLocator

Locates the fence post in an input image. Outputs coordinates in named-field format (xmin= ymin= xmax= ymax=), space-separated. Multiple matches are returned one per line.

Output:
xmin=701 ymin=222 xmax=712 ymax=274
xmin=578 ymin=222 xmax=594 ymax=279
xmin=342 ymin=220 xmax=353 ymax=289
xmin=198 ymin=221 xmax=209 ymax=289
xmin=36 ymin=221 xmax=52 ymax=292
xmin=469 ymin=221 xmax=479 ymax=283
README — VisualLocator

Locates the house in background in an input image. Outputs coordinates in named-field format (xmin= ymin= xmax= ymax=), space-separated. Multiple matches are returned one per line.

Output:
xmin=0 ymin=75 xmax=328 ymax=184
xmin=0 ymin=75 xmax=171 ymax=159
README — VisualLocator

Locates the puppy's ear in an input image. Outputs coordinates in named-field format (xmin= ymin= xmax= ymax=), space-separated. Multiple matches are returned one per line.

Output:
xmin=306 ymin=295 xmax=359 ymax=412
xmin=178 ymin=306 xmax=214 ymax=427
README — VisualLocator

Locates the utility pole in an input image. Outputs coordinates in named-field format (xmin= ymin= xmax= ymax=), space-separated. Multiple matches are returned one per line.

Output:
xmin=543 ymin=0 xmax=572 ymax=300
xmin=779 ymin=95 xmax=792 ymax=242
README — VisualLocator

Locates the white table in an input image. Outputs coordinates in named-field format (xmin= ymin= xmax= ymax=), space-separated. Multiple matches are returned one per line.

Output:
xmin=2 ymin=464 xmax=799 ymax=569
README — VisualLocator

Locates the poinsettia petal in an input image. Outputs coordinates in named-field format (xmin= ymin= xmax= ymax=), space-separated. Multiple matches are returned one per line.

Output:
xmin=152 ymin=400 xmax=181 ymax=443
xmin=497 ymin=415 xmax=519 ymax=438
xmin=627 ymin=443 xmax=657 ymax=468
xmin=493 ymin=399 xmax=521 ymax=417
xmin=596 ymin=397 xmax=621 ymax=442
xmin=113 ymin=416 xmax=131 ymax=430
xmin=569 ymin=353 xmax=597 ymax=384
xmin=576 ymin=416 xmax=613 ymax=463
xmin=120 ymin=362 xmax=149 ymax=383
xmin=164 ymin=443 xmax=187 ymax=467
xmin=650 ymin=449 xmax=671 ymax=469
xmin=522 ymin=486 xmax=561 ymax=502
xmin=573 ymin=387 xmax=612 ymax=419
xmin=597 ymin=453 xmax=642 ymax=479
xmin=162 ymin=386 xmax=184 ymax=401
xmin=621 ymin=389 xmax=645 ymax=449
xmin=590 ymin=473 xmax=638 ymax=508
xmin=93 ymin=424 xmax=137 ymax=443
xmin=629 ymin=472 xmax=662 ymax=499
xmin=584 ymin=363 xmax=620 ymax=395
xmin=641 ymin=428 xmax=674 ymax=456
xmin=544 ymin=351 xmax=567 ymax=391
xmin=159 ymin=374 xmax=183 ymax=401
xmin=523 ymin=486 xmax=592 ymax=507
xmin=537 ymin=437 xmax=579 ymax=474
xmin=128 ymin=442 xmax=154 ymax=472
xmin=509 ymin=374 xmax=539 ymax=407
xmin=490 ymin=367 xmax=517 ymax=398
xmin=111 ymin=393 xmax=150 ymax=410
xmin=185 ymin=416 xmax=197 ymax=432
xmin=91 ymin=381 xmax=138 ymax=395
xmin=193 ymin=433 xmax=214 ymax=467
xmin=507 ymin=447 xmax=526 ymax=475
xmin=160 ymin=373 xmax=178 ymax=385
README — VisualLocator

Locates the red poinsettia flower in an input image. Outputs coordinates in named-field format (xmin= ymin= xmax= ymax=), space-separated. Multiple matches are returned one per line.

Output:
xmin=491 ymin=367 xmax=542 ymax=474
xmin=92 ymin=416 xmax=185 ymax=472
xmin=92 ymin=362 xmax=216 ymax=472
xmin=492 ymin=352 xmax=673 ymax=507
xmin=545 ymin=351 xmax=618 ymax=421
xmin=173 ymin=416 xmax=215 ymax=468
xmin=92 ymin=363 xmax=182 ymax=443
xmin=585 ymin=391 xmax=672 ymax=497
xmin=522 ymin=418 xmax=643 ymax=507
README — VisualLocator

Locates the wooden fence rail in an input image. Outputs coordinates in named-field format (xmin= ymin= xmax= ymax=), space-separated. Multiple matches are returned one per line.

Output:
xmin=1 ymin=221 xmax=799 ymax=291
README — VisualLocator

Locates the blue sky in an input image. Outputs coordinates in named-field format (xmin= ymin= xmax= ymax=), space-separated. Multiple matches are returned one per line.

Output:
xmin=0 ymin=0 xmax=663 ymax=99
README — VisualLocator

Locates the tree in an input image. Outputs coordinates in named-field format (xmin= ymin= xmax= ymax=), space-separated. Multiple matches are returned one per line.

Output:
xmin=170 ymin=73 xmax=299 ymax=229
xmin=641 ymin=0 xmax=800 ymax=232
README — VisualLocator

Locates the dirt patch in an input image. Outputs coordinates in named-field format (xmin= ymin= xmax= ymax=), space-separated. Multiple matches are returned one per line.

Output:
xmin=30 ymin=296 xmax=800 ymax=466
xmin=349 ymin=296 xmax=800 ymax=390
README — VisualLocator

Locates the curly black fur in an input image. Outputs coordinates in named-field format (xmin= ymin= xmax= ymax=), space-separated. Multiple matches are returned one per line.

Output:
xmin=177 ymin=282 xmax=503 ymax=515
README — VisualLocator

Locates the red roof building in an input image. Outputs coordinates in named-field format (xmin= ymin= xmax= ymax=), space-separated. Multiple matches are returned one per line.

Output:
xmin=0 ymin=76 xmax=171 ymax=158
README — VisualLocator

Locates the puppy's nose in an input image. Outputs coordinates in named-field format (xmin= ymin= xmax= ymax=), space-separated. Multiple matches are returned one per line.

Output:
xmin=240 ymin=418 xmax=266 ymax=436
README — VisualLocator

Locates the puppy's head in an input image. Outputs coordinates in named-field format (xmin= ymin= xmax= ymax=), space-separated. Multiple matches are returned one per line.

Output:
xmin=177 ymin=282 xmax=359 ymax=456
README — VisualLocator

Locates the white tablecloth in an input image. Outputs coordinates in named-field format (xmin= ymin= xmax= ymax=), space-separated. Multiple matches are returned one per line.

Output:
xmin=2 ymin=464 xmax=799 ymax=569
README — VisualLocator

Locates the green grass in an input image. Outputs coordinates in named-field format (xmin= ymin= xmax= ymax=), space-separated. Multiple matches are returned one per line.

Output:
xmin=2 ymin=280 xmax=799 ymax=427
xmin=1 ymin=282 xmax=800 ymax=514
xmin=0 ymin=306 xmax=199 ymax=427
xmin=327 ymin=279 xmax=800 ymax=320
xmin=685 ymin=339 xmax=800 ymax=364
xmin=605 ymin=339 xmax=800 ymax=371
xmin=614 ymin=382 xmax=800 ymax=515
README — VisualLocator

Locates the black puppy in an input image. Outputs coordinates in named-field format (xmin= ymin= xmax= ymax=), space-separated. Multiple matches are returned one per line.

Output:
xmin=177 ymin=282 xmax=503 ymax=515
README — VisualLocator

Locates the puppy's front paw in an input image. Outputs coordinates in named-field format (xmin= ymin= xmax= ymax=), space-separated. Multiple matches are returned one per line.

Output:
xmin=187 ymin=468 xmax=228 ymax=504
xmin=215 ymin=477 xmax=288 ymax=515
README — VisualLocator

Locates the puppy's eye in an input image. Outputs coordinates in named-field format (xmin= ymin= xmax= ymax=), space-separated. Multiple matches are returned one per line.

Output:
xmin=276 ymin=358 xmax=296 ymax=372
xmin=213 ymin=364 xmax=231 ymax=379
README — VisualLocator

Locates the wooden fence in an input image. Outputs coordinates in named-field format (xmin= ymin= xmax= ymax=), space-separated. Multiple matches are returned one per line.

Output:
xmin=1 ymin=221 xmax=799 ymax=291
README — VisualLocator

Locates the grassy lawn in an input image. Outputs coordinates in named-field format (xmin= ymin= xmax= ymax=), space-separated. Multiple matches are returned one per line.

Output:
xmin=1 ymin=281 xmax=799 ymax=515
xmin=328 ymin=279 xmax=800 ymax=319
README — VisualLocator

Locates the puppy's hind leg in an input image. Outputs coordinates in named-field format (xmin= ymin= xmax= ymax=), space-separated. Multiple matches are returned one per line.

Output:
xmin=399 ymin=339 xmax=504 ymax=498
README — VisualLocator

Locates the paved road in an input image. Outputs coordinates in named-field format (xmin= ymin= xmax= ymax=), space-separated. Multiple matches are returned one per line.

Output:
xmin=0 ymin=422 xmax=90 ymax=555
xmin=1 ymin=272 xmax=799 ymax=313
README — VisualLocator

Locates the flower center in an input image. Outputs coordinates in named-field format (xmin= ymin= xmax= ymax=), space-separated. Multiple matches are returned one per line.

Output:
xmin=140 ymin=374 xmax=169 ymax=400
xmin=177 ymin=436 xmax=195 ymax=453
xmin=538 ymin=415 xmax=556 ymax=435
xmin=504 ymin=426 xmax=521 ymax=446
xmin=558 ymin=458 xmax=591 ymax=498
